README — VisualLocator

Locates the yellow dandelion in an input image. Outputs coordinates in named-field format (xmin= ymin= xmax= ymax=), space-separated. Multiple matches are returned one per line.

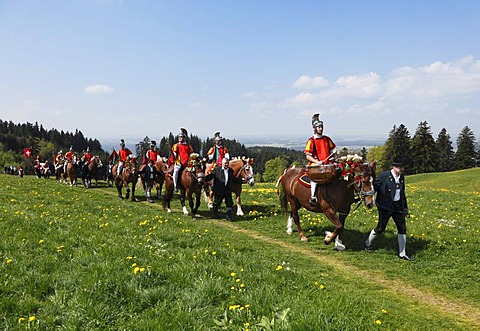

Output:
xmin=381 ymin=309 xmax=388 ymax=314
xmin=314 ymin=281 xmax=318 ymax=286
xmin=230 ymin=272 xmax=236 ymax=277
xmin=6 ymin=259 xmax=13 ymax=264
xmin=375 ymin=320 xmax=381 ymax=325
xmin=236 ymin=278 xmax=241 ymax=283
xmin=18 ymin=317 xmax=25 ymax=323
xmin=275 ymin=265 xmax=283 ymax=271
xmin=133 ymin=267 xmax=141 ymax=274
xmin=38 ymin=239 xmax=45 ymax=245
xmin=211 ymin=251 xmax=216 ymax=255
xmin=319 ymin=284 xmax=325 ymax=290
xmin=29 ymin=316 xmax=36 ymax=322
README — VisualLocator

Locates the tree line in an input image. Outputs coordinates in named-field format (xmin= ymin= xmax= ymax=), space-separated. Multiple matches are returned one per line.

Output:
xmin=1 ymin=119 xmax=477 ymax=181
xmin=368 ymin=122 xmax=477 ymax=175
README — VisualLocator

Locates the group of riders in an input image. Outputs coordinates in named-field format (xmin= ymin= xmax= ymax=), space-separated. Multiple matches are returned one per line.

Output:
xmin=32 ymin=145 xmax=99 ymax=185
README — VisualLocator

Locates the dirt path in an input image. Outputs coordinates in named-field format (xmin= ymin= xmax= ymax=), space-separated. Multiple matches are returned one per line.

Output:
xmin=213 ymin=221 xmax=480 ymax=329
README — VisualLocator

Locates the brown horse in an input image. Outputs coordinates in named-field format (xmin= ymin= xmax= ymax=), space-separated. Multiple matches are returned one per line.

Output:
xmin=82 ymin=156 xmax=103 ymax=188
xmin=139 ymin=158 xmax=167 ymax=200
xmin=163 ymin=155 xmax=206 ymax=219
xmin=112 ymin=158 xmax=139 ymax=201
xmin=65 ymin=161 xmax=79 ymax=187
xmin=277 ymin=160 xmax=375 ymax=250
xmin=204 ymin=157 xmax=255 ymax=216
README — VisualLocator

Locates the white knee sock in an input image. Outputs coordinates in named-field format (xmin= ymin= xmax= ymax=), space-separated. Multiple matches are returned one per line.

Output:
xmin=398 ymin=234 xmax=407 ymax=257
xmin=365 ymin=229 xmax=377 ymax=246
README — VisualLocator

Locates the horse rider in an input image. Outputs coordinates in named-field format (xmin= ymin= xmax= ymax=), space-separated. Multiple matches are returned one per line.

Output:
xmin=169 ymin=128 xmax=194 ymax=193
xmin=54 ymin=150 xmax=64 ymax=171
xmin=207 ymin=132 xmax=230 ymax=166
xmin=41 ymin=160 xmax=51 ymax=175
xmin=138 ymin=158 xmax=160 ymax=203
xmin=117 ymin=139 xmax=133 ymax=176
xmin=364 ymin=159 xmax=412 ymax=261
xmin=145 ymin=140 xmax=161 ymax=163
xmin=64 ymin=146 xmax=76 ymax=173
xmin=82 ymin=147 xmax=93 ymax=176
xmin=34 ymin=155 xmax=42 ymax=170
xmin=304 ymin=114 xmax=336 ymax=206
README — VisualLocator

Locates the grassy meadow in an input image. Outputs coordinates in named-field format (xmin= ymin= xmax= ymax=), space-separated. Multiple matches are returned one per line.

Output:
xmin=1 ymin=169 xmax=480 ymax=330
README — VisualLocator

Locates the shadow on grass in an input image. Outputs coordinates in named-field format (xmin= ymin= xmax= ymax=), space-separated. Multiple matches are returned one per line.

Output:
xmin=300 ymin=224 xmax=428 ymax=255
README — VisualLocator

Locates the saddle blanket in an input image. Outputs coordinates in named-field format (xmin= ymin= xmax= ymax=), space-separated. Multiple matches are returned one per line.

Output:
xmin=298 ymin=172 xmax=311 ymax=188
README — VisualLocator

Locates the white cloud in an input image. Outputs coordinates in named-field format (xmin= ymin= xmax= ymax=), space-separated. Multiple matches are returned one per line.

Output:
xmin=246 ymin=56 xmax=480 ymax=136
xmin=293 ymin=75 xmax=329 ymax=89
xmin=188 ymin=102 xmax=201 ymax=108
xmin=84 ymin=84 xmax=115 ymax=94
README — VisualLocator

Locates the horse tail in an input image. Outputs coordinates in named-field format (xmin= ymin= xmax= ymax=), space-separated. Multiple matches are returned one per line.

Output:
xmin=275 ymin=173 xmax=288 ymax=213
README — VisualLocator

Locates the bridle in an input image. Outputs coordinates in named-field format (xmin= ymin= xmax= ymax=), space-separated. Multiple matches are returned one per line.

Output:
xmin=237 ymin=163 xmax=254 ymax=185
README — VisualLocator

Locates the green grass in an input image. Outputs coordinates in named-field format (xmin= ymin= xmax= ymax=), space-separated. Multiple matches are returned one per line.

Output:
xmin=1 ymin=172 xmax=479 ymax=330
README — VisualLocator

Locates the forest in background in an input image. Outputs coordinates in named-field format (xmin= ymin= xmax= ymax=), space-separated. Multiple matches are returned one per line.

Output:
xmin=0 ymin=119 xmax=477 ymax=181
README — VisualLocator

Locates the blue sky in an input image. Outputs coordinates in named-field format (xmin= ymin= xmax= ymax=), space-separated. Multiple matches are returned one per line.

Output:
xmin=1 ymin=0 xmax=479 ymax=148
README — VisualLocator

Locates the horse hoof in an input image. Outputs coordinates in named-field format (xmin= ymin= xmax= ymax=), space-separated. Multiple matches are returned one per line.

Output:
xmin=286 ymin=229 xmax=293 ymax=235
xmin=300 ymin=236 xmax=308 ymax=242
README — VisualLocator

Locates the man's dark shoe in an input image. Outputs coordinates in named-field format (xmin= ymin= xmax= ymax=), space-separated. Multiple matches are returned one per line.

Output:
xmin=399 ymin=255 xmax=413 ymax=261
xmin=226 ymin=211 xmax=233 ymax=222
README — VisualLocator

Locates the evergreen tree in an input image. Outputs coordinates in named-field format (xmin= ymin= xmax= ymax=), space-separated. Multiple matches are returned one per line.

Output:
xmin=436 ymin=128 xmax=455 ymax=172
xmin=455 ymin=126 xmax=477 ymax=169
xmin=381 ymin=124 xmax=412 ymax=173
xmin=136 ymin=136 xmax=152 ymax=162
xmin=411 ymin=121 xmax=437 ymax=174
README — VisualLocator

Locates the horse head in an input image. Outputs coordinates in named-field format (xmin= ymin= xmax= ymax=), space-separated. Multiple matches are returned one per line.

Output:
xmin=351 ymin=162 xmax=376 ymax=209
xmin=231 ymin=157 xmax=255 ymax=186
xmin=336 ymin=155 xmax=375 ymax=209
xmin=186 ymin=153 xmax=206 ymax=186
xmin=122 ymin=157 xmax=138 ymax=181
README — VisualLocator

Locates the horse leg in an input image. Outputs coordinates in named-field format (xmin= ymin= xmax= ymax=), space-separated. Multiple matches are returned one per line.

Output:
xmin=131 ymin=181 xmax=138 ymax=202
xmin=332 ymin=214 xmax=348 ymax=251
xmin=116 ymin=180 xmax=124 ymax=199
xmin=235 ymin=193 xmax=244 ymax=216
xmin=181 ymin=190 xmax=189 ymax=216
xmin=286 ymin=215 xmax=294 ymax=235
xmin=125 ymin=185 xmax=130 ymax=200
xmin=191 ymin=190 xmax=202 ymax=220
xmin=322 ymin=203 xmax=344 ymax=246
xmin=288 ymin=199 xmax=307 ymax=242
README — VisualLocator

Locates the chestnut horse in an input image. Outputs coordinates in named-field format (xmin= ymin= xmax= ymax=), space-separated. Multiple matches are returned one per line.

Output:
xmin=112 ymin=158 xmax=139 ymax=201
xmin=163 ymin=155 xmax=205 ymax=219
xmin=65 ymin=160 xmax=79 ymax=187
xmin=204 ymin=157 xmax=255 ymax=216
xmin=277 ymin=161 xmax=375 ymax=251
xmin=139 ymin=158 xmax=167 ymax=199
